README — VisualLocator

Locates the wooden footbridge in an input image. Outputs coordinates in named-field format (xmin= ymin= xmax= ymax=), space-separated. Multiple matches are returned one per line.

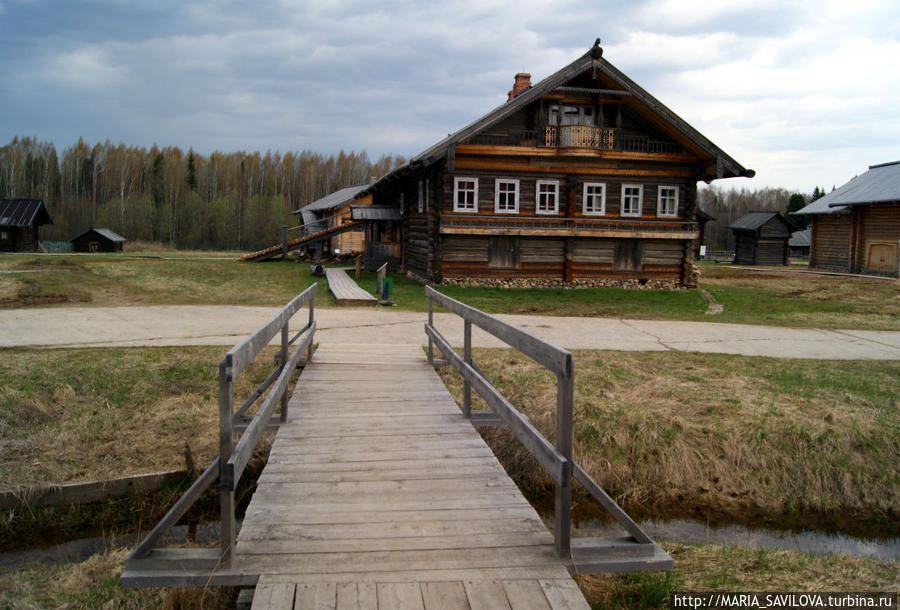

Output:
xmin=122 ymin=285 xmax=671 ymax=608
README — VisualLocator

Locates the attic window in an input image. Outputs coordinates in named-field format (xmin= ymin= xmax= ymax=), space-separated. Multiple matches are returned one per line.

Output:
xmin=549 ymin=105 xmax=593 ymax=126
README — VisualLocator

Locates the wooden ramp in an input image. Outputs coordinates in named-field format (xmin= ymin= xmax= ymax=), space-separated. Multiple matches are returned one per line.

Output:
xmin=237 ymin=342 xmax=590 ymax=609
xmin=241 ymin=221 xmax=363 ymax=262
xmin=325 ymin=267 xmax=377 ymax=305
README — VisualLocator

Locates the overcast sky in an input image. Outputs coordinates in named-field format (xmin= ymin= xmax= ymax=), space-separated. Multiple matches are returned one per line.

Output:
xmin=2 ymin=0 xmax=898 ymax=192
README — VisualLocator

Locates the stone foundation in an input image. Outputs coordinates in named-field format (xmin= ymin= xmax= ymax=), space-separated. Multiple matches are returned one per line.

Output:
xmin=440 ymin=276 xmax=686 ymax=290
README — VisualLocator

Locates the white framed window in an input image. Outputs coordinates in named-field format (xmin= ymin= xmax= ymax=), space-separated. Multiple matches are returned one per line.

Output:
xmin=657 ymin=185 xmax=678 ymax=218
xmin=583 ymin=182 xmax=606 ymax=216
xmin=536 ymin=180 xmax=559 ymax=215
xmin=453 ymin=177 xmax=478 ymax=212
xmin=417 ymin=180 xmax=424 ymax=213
xmin=621 ymin=184 xmax=643 ymax=217
xmin=494 ymin=178 xmax=519 ymax=214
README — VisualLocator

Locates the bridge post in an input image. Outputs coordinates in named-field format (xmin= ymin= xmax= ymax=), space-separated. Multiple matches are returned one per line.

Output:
xmin=427 ymin=294 xmax=434 ymax=366
xmin=280 ymin=322 xmax=289 ymax=423
xmin=463 ymin=319 xmax=472 ymax=418
xmin=554 ymin=360 xmax=574 ymax=558
xmin=218 ymin=358 xmax=235 ymax=566
xmin=281 ymin=225 xmax=288 ymax=260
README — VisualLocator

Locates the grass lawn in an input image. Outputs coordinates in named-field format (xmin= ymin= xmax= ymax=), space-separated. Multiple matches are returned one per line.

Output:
xmin=438 ymin=348 xmax=900 ymax=530
xmin=2 ymin=252 xmax=898 ymax=329
xmin=0 ymin=542 xmax=895 ymax=609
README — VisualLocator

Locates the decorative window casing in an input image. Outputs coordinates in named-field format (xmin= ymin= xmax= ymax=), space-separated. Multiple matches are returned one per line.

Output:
xmin=494 ymin=178 xmax=520 ymax=214
xmin=536 ymin=180 xmax=559 ymax=215
xmin=657 ymin=185 xmax=678 ymax=218
xmin=453 ymin=177 xmax=478 ymax=212
xmin=417 ymin=180 xmax=424 ymax=213
xmin=583 ymin=182 xmax=606 ymax=216
xmin=621 ymin=184 xmax=643 ymax=217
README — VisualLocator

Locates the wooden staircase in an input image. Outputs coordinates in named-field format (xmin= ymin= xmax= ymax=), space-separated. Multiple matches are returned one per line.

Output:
xmin=241 ymin=221 xmax=363 ymax=262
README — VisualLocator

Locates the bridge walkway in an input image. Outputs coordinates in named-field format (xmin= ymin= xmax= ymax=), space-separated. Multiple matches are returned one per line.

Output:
xmin=238 ymin=341 xmax=590 ymax=609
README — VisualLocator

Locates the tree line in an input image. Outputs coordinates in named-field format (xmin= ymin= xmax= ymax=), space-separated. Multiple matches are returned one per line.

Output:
xmin=2 ymin=135 xmax=824 ymax=252
xmin=0 ymin=136 xmax=405 ymax=249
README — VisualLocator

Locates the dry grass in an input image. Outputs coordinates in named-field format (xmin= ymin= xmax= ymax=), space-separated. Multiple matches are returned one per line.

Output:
xmin=438 ymin=349 xmax=900 ymax=526
xmin=0 ymin=546 xmax=237 ymax=609
xmin=577 ymin=542 xmax=899 ymax=608
xmin=0 ymin=346 xmax=283 ymax=488
xmin=700 ymin=264 xmax=900 ymax=329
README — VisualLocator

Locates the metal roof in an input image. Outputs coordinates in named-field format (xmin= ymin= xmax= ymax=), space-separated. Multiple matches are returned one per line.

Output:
xmin=360 ymin=41 xmax=752 ymax=198
xmin=794 ymin=161 xmax=900 ymax=215
xmin=0 ymin=199 xmax=52 ymax=228
xmin=729 ymin=211 xmax=791 ymax=231
xmin=789 ymin=227 xmax=811 ymax=247
xmin=71 ymin=227 xmax=126 ymax=242
xmin=291 ymin=184 xmax=369 ymax=215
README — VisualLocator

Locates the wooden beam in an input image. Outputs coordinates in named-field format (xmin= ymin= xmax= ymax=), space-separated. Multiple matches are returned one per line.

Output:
xmin=453 ymin=157 xmax=694 ymax=177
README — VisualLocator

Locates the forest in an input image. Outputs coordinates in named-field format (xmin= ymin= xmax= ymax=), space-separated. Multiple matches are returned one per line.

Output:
xmin=0 ymin=136 xmax=405 ymax=250
xmin=0 ymin=135 xmax=816 ymax=251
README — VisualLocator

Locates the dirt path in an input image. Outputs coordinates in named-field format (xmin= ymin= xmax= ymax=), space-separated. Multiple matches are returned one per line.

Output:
xmin=2 ymin=306 xmax=899 ymax=360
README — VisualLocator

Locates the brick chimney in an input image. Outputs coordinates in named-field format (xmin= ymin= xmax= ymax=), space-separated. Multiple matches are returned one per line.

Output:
xmin=507 ymin=73 xmax=531 ymax=101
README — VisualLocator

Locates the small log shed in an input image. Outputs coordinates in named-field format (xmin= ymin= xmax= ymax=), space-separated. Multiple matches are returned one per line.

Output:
xmin=71 ymin=227 xmax=127 ymax=253
xmin=729 ymin=211 xmax=793 ymax=265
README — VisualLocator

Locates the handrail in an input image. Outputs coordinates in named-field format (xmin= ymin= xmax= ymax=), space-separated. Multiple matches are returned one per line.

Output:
xmin=425 ymin=285 xmax=573 ymax=557
xmin=424 ymin=286 xmax=654 ymax=558
xmin=218 ymin=284 xmax=316 ymax=564
xmin=127 ymin=284 xmax=317 ymax=567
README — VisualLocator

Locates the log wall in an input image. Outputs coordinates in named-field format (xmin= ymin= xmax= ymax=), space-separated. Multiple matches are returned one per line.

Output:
xmin=810 ymin=214 xmax=852 ymax=272
xmin=856 ymin=202 xmax=899 ymax=276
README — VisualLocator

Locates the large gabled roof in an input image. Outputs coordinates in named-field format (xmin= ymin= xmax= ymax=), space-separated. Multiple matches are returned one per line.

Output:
xmin=365 ymin=40 xmax=752 ymax=194
xmin=795 ymin=161 xmax=900 ymax=216
xmin=0 ymin=198 xmax=52 ymax=228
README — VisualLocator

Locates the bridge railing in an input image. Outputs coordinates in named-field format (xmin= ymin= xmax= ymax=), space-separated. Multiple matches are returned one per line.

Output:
xmin=425 ymin=286 xmax=662 ymax=566
xmin=126 ymin=284 xmax=317 ymax=570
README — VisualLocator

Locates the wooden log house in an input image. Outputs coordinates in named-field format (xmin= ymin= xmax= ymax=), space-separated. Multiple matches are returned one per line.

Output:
xmin=729 ymin=211 xmax=793 ymax=266
xmin=353 ymin=40 xmax=754 ymax=287
xmin=795 ymin=161 xmax=900 ymax=277
xmin=292 ymin=184 xmax=372 ymax=257
xmin=0 ymin=198 xmax=52 ymax=252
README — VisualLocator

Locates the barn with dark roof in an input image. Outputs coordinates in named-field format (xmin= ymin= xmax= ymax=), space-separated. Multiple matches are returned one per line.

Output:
xmin=0 ymin=199 xmax=53 ymax=252
xmin=729 ymin=211 xmax=793 ymax=266
xmin=71 ymin=227 xmax=127 ymax=253
xmin=794 ymin=161 xmax=900 ymax=277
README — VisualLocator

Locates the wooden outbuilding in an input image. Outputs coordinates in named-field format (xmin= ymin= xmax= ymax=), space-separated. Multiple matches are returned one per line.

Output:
xmin=292 ymin=185 xmax=372 ymax=257
xmin=729 ymin=211 xmax=793 ymax=266
xmin=795 ymin=161 xmax=900 ymax=277
xmin=0 ymin=199 xmax=52 ymax=252
xmin=71 ymin=227 xmax=126 ymax=253
xmin=789 ymin=228 xmax=811 ymax=259
xmin=351 ymin=40 xmax=753 ymax=287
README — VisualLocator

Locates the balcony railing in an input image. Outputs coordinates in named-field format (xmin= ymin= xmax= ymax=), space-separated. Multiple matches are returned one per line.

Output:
xmin=467 ymin=126 xmax=685 ymax=155
xmin=440 ymin=214 xmax=697 ymax=236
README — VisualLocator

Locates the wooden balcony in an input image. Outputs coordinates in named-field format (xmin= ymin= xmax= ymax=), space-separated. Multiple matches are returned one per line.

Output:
xmin=440 ymin=215 xmax=698 ymax=240
xmin=467 ymin=126 xmax=685 ymax=155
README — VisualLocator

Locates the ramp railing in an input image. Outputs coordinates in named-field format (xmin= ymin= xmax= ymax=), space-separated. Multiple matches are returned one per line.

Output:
xmin=425 ymin=286 xmax=671 ymax=572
